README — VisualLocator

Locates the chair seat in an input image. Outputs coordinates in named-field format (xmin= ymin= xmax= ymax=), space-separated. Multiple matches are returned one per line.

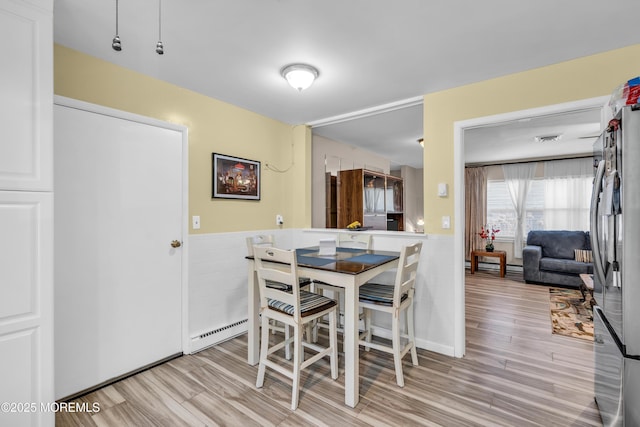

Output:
xmin=266 ymin=278 xmax=312 ymax=291
xmin=359 ymin=283 xmax=408 ymax=306
xmin=268 ymin=290 xmax=337 ymax=317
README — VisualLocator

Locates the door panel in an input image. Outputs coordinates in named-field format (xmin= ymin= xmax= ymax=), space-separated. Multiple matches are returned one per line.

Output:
xmin=54 ymin=104 xmax=183 ymax=400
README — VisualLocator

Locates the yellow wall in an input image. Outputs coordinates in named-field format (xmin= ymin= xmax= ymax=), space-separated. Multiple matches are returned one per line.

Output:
xmin=423 ymin=43 xmax=640 ymax=234
xmin=54 ymin=45 xmax=311 ymax=233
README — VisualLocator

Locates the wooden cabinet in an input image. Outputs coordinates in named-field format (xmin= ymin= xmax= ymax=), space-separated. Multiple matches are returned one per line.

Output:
xmin=337 ymin=169 xmax=404 ymax=230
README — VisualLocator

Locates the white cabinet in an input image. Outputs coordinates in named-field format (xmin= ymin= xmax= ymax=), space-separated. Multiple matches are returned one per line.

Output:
xmin=0 ymin=1 xmax=53 ymax=426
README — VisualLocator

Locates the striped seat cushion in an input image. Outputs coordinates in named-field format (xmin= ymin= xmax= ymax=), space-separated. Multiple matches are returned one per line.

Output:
xmin=265 ymin=279 xmax=312 ymax=291
xmin=268 ymin=290 xmax=337 ymax=317
xmin=359 ymin=283 xmax=407 ymax=306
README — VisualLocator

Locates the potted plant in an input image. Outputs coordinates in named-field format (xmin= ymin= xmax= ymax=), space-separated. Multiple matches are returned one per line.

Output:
xmin=478 ymin=225 xmax=500 ymax=252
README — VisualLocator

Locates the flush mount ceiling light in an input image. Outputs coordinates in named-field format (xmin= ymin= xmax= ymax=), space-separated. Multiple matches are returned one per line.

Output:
xmin=534 ymin=134 xmax=563 ymax=143
xmin=281 ymin=64 xmax=319 ymax=91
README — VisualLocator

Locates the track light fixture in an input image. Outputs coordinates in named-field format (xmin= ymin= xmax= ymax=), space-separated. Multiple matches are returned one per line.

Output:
xmin=156 ymin=0 xmax=164 ymax=55
xmin=112 ymin=0 xmax=121 ymax=51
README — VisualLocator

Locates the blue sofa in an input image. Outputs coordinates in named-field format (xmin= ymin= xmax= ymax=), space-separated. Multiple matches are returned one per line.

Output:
xmin=522 ymin=230 xmax=593 ymax=288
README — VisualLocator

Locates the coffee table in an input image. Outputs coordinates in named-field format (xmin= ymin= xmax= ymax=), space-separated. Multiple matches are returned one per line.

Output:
xmin=470 ymin=249 xmax=507 ymax=277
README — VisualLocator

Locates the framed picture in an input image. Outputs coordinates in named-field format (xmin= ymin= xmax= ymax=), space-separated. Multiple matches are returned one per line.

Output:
xmin=212 ymin=153 xmax=261 ymax=200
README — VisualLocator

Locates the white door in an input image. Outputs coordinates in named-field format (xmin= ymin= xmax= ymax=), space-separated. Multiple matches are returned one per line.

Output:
xmin=54 ymin=102 xmax=185 ymax=400
xmin=0 ymin=1 xmax=53 ymax=426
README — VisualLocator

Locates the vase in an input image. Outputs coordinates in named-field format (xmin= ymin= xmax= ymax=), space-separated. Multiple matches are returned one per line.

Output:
xmin=485 ymin=241 xmax=494 ymax=252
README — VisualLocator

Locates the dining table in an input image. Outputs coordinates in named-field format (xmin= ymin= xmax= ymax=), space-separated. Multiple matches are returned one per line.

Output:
xmin=246 ymin=245 xmax=400 ymax=408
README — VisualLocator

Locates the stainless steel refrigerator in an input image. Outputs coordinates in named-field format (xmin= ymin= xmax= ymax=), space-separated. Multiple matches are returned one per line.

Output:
xmin=591 ymin=104 xmax=640 ymax=426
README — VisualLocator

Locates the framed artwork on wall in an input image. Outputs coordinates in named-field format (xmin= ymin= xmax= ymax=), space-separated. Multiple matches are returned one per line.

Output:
xmin=212 ymin=153 xmax=261 ymax=200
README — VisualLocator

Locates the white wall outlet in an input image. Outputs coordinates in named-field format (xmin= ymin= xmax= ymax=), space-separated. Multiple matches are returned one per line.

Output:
xmin=276 ymin=214 xmax=284 ymax=225
xmin=192 ymin=215 xmax=200 ymax=230
xmin=441 ymin=215 xmax=451 ymax=229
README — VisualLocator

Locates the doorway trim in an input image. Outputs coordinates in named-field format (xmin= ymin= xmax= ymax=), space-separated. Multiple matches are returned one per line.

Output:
xmin=53 ymin=95 xmax=191 ymax=353
xmin=452 ymin=95 xmax=609 ymax=357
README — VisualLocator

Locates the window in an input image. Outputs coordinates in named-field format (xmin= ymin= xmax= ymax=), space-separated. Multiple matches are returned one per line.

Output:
xmin=487 ymin=176 xmax=591 ymax=239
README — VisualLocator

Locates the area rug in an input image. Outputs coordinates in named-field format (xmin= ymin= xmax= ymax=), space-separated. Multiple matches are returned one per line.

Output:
xmin=549 ymin=288 xmax=594 ymax=341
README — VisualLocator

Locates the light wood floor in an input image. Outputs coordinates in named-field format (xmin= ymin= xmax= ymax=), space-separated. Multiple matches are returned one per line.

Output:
xmin=57 ymin=270 xmax=602 ymax=426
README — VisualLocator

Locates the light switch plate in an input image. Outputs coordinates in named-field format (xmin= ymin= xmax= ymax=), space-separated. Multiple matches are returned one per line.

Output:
xmin=438 ymin=183 xmax=448 ymax=197
xmin=192 ymin=215 xmax=200 ymax=230
xmin=441 ymin=215 xmax=451 ymax=229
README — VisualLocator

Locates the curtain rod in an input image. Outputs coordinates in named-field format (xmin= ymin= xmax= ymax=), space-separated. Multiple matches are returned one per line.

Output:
xmin=465 ymin=153 xmax=593 ymax=168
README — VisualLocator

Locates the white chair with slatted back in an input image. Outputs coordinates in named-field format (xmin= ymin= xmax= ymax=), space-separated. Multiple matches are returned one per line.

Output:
xmin=253 ymin=246 xmax=339 ymax=410
xmin=358 ymin=241 xmax=422 ymax=387
xmin=313 ymin=233 xmax=371 ymax=334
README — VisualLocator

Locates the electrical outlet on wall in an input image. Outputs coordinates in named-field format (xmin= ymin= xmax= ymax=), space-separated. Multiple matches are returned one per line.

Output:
xmin=276 ymin=214 xmax=283 ymax=225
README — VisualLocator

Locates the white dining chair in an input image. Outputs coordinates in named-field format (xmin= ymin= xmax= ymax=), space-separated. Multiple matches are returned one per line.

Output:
xmin=253 ymin=245 xmax=339 ymax=410
xmin=358 ymin=241 xmax=422 ymax=387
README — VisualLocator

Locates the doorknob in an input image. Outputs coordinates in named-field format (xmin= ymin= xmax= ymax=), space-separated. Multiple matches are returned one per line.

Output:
xmin=170 ymin=240 xmax=182 ymax=248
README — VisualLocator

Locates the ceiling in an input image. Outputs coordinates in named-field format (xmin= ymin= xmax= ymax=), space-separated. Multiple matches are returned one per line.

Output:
xmin=53 ymin=1 xmax=640 ymax=168
xmin=464 ymin=107 xmax=603 ymax=166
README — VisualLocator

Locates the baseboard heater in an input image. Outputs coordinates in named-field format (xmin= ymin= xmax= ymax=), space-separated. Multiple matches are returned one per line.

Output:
xmin=190 ymin=318 xmax=248 ymax=353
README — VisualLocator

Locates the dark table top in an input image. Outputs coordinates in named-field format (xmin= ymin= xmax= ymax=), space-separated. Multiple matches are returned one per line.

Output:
xmin=248 ymin=246 xmax=400 ymax=275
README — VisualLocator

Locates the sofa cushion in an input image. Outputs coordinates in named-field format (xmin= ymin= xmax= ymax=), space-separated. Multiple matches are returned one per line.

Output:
xmin=540 ymin=257 xmax=593 ymax=275
xmin=526 ymin=230 xmax=588 ymax=259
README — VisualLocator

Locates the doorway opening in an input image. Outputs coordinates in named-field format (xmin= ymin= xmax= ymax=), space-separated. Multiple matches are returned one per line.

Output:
xmin=452 ymin=95 xmax=609 ymax=357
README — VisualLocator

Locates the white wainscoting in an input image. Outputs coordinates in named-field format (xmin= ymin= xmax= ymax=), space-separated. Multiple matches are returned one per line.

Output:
xmin=188 ymin=229 xmax=456 ymax=356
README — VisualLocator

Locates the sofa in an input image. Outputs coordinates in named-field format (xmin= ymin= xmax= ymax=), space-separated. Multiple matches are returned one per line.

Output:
xmin=522 ymin=230 xmax=593 ymax=288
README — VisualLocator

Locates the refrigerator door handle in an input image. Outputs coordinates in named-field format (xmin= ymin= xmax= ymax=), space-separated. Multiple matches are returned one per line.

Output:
xmin=591 ymin=159 xmax=607 ymax=287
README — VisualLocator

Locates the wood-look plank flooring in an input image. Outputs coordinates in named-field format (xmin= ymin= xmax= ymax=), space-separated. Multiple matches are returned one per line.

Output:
xmin=57 ymin=270 xmax=602 ymax=426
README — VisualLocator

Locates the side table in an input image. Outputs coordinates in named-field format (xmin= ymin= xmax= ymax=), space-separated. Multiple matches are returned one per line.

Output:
xmin=579 ymin=273 xmax=595 ymax=306
xmin=470 ymin=249 xmax=507 ymax=278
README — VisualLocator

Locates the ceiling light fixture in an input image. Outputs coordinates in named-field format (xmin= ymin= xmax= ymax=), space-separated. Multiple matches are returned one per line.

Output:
xmin=155 ymin=0 xmax=164 ymax=55
xmin=112 ymin=0 xmax=121 ymax=51
xmin=534 ymin=134 xmax=562 ymax=143
xmin=418 ymin=138 xmax=424 ymax=147
xmin=281 ymin=64 xmax=319 ymax=91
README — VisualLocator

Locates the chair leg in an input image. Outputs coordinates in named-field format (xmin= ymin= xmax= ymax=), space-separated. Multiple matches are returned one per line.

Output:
xmin=285 ymin=324 xmax=291 ymax=360
xmin=407 ymin=302 xmax=418 ymax=366
xmin=291 ymin=325 xmax=302 ymax=410
xmin=256 ymin=313 xmax=270 ymax=388
xmin=363 ymin=308 xmax=372 ymax=351
xmin=391 ymin=312 xmax=404 ymax=387
xmin=329 ymin=309 xmax=338 ymax=380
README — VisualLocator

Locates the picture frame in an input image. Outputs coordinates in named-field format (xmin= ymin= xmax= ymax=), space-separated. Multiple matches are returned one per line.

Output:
xmin=212 ymin=153 xmax=261 ymax=200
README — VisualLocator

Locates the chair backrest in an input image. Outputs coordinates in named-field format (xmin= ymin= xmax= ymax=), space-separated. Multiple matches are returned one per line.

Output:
xmin=246 ymin=234 xmax=275 ymax=256
xmin=253 ymin=245 xmax=301 ymax=318
xmin=337 ymin=233 xmax=372 ymax=250
xmin=393 ymin=242 xmax=423 ymax=307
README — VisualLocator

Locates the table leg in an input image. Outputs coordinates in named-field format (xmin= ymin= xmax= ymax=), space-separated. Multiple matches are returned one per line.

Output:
xmin=500 ymin=254 xmax=506 ymax=277
xmin=247 ymin=261 xmax=260 ymax=366
xmin=343 ymin=281 xmax=359 ymax=408
xmin=470 ymin=253 xmax=477 ymax=274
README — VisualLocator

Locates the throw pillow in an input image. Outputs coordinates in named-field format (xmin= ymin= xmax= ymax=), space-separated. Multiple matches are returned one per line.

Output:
xmin=574 ymin=249 xmax=593 ymax=263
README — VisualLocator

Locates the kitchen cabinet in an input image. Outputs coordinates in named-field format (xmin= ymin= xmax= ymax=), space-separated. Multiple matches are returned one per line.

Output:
xmin=337 ymin=169 xmax=404 ymax=230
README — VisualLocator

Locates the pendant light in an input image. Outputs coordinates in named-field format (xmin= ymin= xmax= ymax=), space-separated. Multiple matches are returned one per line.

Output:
xmin=155 ymin=0 xmax=164 ymax=55
xmin=111 ymin=0 xmax=121 ymax=51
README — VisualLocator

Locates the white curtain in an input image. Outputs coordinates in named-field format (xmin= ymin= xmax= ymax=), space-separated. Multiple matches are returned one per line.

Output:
xmin=502 ymin=162 xmax=537 ymax=258
xmin=543 ymin=158 xmax=592 ymax=231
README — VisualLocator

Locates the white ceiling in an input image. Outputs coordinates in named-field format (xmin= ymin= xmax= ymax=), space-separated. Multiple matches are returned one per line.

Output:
xmin=464 ymin=107 xmax=603 ymax=166
xmin=53 ymin=1 xmax=640 ymax=168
